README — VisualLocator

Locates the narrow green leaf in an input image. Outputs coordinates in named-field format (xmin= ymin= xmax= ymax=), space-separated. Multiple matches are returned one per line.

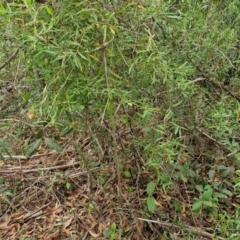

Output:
xmin=167 ymin=15 xmax=182 ymax=19
xmin=60 ymin=126 xmax=73 ymax=136
xmin=45 ymin=5 xmax=53 ymax=15
xmin=26 ymin=139 xmax=42 ymax=158
xmin=0 ymin=138 xmax=11 ymax=149
xmin=147 ymin=196 xmax=156 ymax=212
xmin=147 ymin=181 xmax=156 ymax=196
xmin=45 ymin=138 xmax=63 ymax=152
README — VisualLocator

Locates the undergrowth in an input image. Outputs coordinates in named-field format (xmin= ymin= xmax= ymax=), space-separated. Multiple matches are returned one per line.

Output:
xmin=0 ymin=0 xmax=240 ymax=239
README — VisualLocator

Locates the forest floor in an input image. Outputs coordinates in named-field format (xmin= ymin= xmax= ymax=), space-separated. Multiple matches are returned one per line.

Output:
xmin=0 ymin=79 xmax=237 ymax=240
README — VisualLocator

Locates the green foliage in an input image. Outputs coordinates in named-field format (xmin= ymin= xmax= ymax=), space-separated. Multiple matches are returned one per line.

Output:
xmin=45 ymin=137 xmax=62 ymax=152
xmin=146 ymin=181 xmax=156 ymax=212
xmin=25 ymin=138 xmax=41 ymax=158
xmin=0 ymin=138 xmax=14 ymax=160
xmin=103 ymin=222 xmax=123 ymax=240
xmin=192 ymin=185 xmax=215 ymax=213
xmin=25 ymin=137 xmax=62 ymax=157
xmin=1 ymin=0 xmax=240 ymax=238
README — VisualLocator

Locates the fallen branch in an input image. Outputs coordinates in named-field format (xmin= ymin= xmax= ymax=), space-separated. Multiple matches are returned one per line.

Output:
xmin=0 ymin=163 xmax=100 ymax=174
xmin=195 ymin=127 xmax=230 ymax=152
xmin=137 ymin=218 xmax=224 ymax=240
xmin=2 ymin=151 xmax=58 ymax=160
xmin=0 ymin=118 xmax=42 ymax=127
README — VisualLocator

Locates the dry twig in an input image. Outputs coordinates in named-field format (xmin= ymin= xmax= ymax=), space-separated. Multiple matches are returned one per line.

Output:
xmin=0 ymin=44 xmax=24 ymax=70
xmin=137 ymin=218 xmax=224 ymax=240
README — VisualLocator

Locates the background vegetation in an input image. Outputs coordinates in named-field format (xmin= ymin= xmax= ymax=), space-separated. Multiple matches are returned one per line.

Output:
xmin=0 ymin=0 xmax=240 ymax=239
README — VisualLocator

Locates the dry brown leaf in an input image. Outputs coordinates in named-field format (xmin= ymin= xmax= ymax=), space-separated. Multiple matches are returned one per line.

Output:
xmin=89 ymin=230 xmax=101 ymax=238
xmin=50 ymin=204 xmax=62 ymax=213
xmin=42 ymin=153 xmax=61 ymax=166
xmin=98 ymin=222 xmax=107 ymax=233
xmin=0 ymin=223 xmax=18 ymax=232
xmin=136 ymin=218 xmax=144 ymax=240
xmin=44 ymin=231 xmax=60 ymax=240
xmin=27 ymin=109 xmax=35 ymax=119
xmin=154 ymin=198 xmax=163 ymax=208
xmin=61 ymin=217 xmax=73 ymax=235
xmin=181 ymin=203 xmax=186 ymax=213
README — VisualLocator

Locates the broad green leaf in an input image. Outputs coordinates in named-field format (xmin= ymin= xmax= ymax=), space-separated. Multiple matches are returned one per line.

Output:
xmin=208 ymin=170 xmax=215 ymax=180
xmin=60 ymin=126 xmax=73 ymax=136
xmin=4 ymin=191 xmax=14 ymax=197
xmin=118 ymin=163 xmax=123 ymax=171
xmin=147 ymin=181 xmax=156 ymax=196
xmin=147 ymin=196 xmax=156 ymax=213
xmin=110 ymin=222 xmax=116 ymax=232
xmin=66 ymin=182 xmax=71 ymax=190
xmin=192 ymin=201 xmax=202 ymax=213
xmin=202 ymin=201 xmax=214 ymax=207
xmin=26 ymin=139 xmax=42 ymax=158
xmin=107 ymin=100 xmax=114 ymax=121
xmin=35 ymin=129 xmax=43 ymax=139
xmin=88 ymin=203 xmax=94 ymax=212
xmin=103 ymin=229 xmax=111 ymax=237
xmin=180 ymin=174 xmax=188 ymax=183
xmin=123 ymin=170 xmax=132 ymax=178
xmin=221 ymin=189 xmax=233 ymax=197
xmin=213 ymin=192 xmax=227 ymax=199
xmin=202 ymin=188 xmax=213 ymax=201
xmin=45 ymin=138 xmax=63 ymax=152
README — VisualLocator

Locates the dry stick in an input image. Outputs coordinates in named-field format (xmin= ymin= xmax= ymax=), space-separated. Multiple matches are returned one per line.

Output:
xmin=17 ymin=202 xmax=52 ymax=221
xmin=82 ymin=213 xmax=108 ymax=240
xmin=137 ymin=218 xmax=224 ymax=240
xmin=0 ymin=118 xmax=42 ymax=127
xmin=195 ymin=127 xmax=230 ymax=153
xmin=101 ymin=42 xmax=122 ymax=205
xmin=207 ymin=78 xmax=240 ymax=103
xmin=215 ymin=48 xmax=237 ymax=70
xmin=0 ymin=162 xmax=84 ymax=173
xmin=110 ymin=122 xmax=122 ymax=204
xmin=72 ymin=140 xmax=93 ymax=200
xmin=0 ymin=44 xmax=24 ymax=70
xmin=2 ymin=151 xmax=60 ymax=160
